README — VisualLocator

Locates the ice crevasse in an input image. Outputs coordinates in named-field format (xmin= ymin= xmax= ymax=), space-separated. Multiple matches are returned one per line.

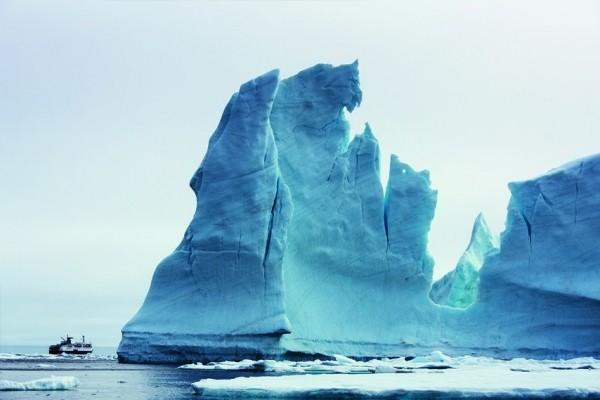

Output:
xmin=118 ymin=62 xmax=600 ymax=363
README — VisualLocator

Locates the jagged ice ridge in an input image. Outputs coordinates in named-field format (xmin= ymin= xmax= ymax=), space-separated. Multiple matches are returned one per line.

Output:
xmin=118 ymin=62 xmax=600 ymax=363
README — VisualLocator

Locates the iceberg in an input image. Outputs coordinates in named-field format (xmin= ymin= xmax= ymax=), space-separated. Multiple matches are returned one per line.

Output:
xmin=430 ymin=214 xmax=499 ymax=308
xmin=271 ymin=63 xmax=440 ymax=357
xmin=0 ymin=376 xmax=79 ymax=391
xmin=118 ymin=61 xmax=600 ymax=363
xmin=448 ymin=155 xmax=600 ymax=358
xmin=118 ymin=70 xmax=293 ymax=363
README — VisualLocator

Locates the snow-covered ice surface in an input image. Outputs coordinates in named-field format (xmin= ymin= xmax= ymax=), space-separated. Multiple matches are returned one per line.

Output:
xmin=192 ymin=368 xmax=600 ymax=398
xmin=0 ymin=376 xmax=79 ymax=391
xmin=191 ymin=353 xmax=600 ymax=398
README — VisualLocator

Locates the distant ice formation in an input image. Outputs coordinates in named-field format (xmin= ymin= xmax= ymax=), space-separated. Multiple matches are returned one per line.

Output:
xmin=430 ymin=214 xmax=499 ymax=308
xmin=118 ymin=62 xmax=600 ymax=363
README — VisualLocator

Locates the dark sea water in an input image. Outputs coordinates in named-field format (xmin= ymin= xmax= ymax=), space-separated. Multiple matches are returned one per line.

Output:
xmin=0 ymin=346 xmax=262 ymax=399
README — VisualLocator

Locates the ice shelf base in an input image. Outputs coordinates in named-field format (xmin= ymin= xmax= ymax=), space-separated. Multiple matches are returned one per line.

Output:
xmin=117 ymin=332 xmax=286 ymax=364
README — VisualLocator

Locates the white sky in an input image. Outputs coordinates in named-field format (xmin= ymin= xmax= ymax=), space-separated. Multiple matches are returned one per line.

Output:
xmin=1 ymin=0 xmax=599 ymax=346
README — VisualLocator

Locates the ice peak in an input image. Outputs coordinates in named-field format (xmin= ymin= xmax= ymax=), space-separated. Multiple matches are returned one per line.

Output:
xmin=430 ymin=213 xmax=499 ymax=309
xmin=290 ymin=61 xmax=362 ymax=113
xmin=384 ymin=155 xmax=437 ymax=280
xmin=362 ymin=122 xmax=375 ymax=139
xmin=471 ymin=213 xmax=499 ymax=251
xmin=389 ymin=155 xmax=432 ymax=185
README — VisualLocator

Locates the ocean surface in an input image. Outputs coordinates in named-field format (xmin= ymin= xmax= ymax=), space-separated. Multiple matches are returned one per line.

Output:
xmin=0 ymin=346 xmax=263 ymax=399
xmin=2 ymin=347 xmax=600 ymax=399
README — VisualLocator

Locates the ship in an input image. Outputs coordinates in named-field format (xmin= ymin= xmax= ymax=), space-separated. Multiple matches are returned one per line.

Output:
xmin=48 ymin=335 xmax=93 ymax=355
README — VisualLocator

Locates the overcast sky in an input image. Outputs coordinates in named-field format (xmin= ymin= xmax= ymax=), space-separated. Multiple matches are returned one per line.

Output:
xmin=1 ymin=1 xmax=599 ymax=346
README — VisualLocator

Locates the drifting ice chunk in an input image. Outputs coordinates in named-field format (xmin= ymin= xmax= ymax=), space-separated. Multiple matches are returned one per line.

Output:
xmin=411 ymin=350 xmax=452 ymax=364
xmin=0 ymin=376 xmax=79 ymax=391
xmin=430 ymin=213 xmax=498 ymax=308
xmin=182 ymin=351 xmax=530 ymax=374
xmin=35 ymin=364 xmax=57 ymax=368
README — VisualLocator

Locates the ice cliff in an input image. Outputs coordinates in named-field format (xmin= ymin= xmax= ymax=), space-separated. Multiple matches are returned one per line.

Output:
xmin=119 ymin=62 xmax=600 ymax=363
xmin=448 ymin=156 xmax=600 ymax=357
xmin=430 ymin=214 xmax=499 ymax=308
xmin=270 ymin=63 xmax=439 ymax=356
xmin=119 ymin=70 xmax=293 ymax=362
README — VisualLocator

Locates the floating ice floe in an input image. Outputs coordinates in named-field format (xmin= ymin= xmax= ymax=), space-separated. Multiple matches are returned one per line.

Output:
xmin=180 ymin=354 xmax=424 ymax=374
xmin=192 ymin=364 xmax=600 ymax=398
xmin=0 ymin=376 xmax=79 ymax=391
xmin=180 ymin=351 xmax=600 ymax=375
xmin=35 ymin=363 xmax=57 ymax=368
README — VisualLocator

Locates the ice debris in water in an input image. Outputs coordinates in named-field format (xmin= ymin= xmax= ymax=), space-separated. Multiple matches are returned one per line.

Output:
xmin=180 ymin=351 xmax=600 ymax=375
xmin=179 ymin=352 xmax=452 ymax=374
xmin=35 ymin=363 xmax=57 ymax=368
